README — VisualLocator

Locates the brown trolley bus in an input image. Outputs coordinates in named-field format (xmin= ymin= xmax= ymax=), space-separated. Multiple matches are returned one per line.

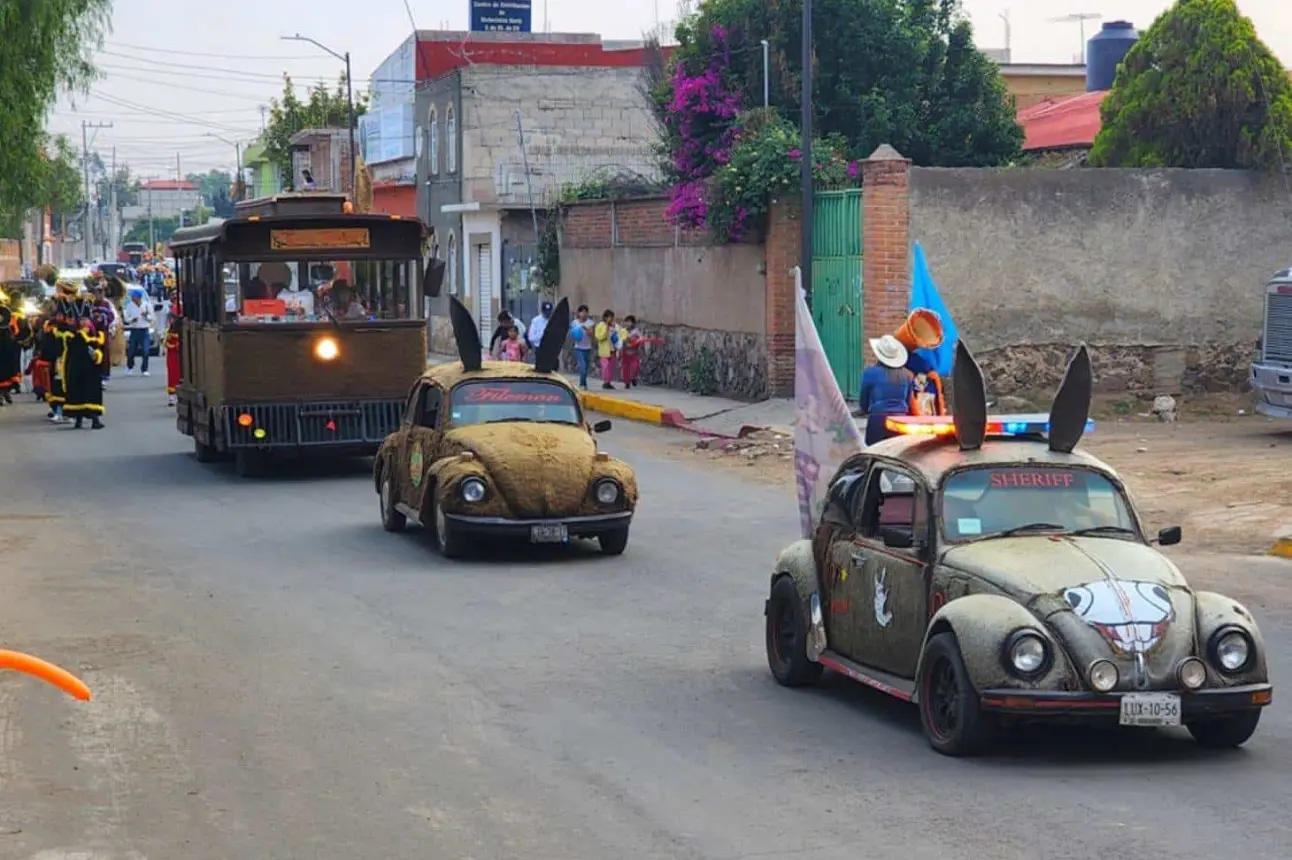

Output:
xmin=169 ymin=193 xmax=442 ymax=473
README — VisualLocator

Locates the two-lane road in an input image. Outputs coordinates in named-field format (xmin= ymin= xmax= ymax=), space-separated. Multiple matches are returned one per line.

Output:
xmin=1 ymin=376 xmax=1289 ymax=859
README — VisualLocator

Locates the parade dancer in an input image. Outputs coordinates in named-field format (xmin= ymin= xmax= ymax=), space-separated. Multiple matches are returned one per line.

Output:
xmin=60 ymin=303 xmax=105 ymax=430
xmin=163 ymin=300 xmax=182 ymax=406
xmin=0 ymin=292 xmax=22 ymax=404
xmin=42 ymin=286 xmax=77 ymax=423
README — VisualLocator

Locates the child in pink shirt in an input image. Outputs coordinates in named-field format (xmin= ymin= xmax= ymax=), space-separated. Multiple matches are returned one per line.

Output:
xmin=498 ymin=324 xmax=528 ymax=362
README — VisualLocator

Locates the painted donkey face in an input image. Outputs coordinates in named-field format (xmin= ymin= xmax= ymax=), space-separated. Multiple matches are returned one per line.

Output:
xmin=1063 ymin=580 xmax=1174 ymax=654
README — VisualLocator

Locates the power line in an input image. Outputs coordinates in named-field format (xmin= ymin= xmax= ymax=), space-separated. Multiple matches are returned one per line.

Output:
xmin=102 ymin=41 xmax=326 ymax=60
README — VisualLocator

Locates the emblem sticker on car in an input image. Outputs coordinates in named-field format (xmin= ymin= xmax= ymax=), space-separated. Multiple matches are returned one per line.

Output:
xmin=409 ymin=442 xmax=423 ymax=488
xmin=1064 ymin=580 xmax=1174 ymax=654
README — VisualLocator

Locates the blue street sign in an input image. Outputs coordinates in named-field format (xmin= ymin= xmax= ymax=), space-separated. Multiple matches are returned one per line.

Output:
xmin=469 ymin=0 xmax=532 ymax=32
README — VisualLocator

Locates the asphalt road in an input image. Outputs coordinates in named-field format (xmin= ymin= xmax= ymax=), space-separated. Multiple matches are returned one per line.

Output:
xmin=0 ymin=376 xmax=1289 ymax=860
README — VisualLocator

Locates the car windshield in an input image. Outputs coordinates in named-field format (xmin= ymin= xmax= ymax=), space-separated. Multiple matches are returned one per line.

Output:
xmin=941 ymin=466 xmax=1137 ymax=541
xmin=449 ymin=380 xmax=582 ymax=426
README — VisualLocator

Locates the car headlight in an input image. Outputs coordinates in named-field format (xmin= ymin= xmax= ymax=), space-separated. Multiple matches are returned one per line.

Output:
xmin=1005 ymin=630 xmax=1049 ymax=677
xmin=1210 ymin=628 xmax=1252 ymax=674
xmin=1177 ymin=657 xmax=1207 ymax=690
xmin=460 ymin=477 xmax=486 ymax=502
xmin=21 ymin=299 xmax=38 ymax=315
xmin=1088 ymin=659 xmax=1119 ymax=692
xmin=594 ymin=479 xmax=620 ymax=505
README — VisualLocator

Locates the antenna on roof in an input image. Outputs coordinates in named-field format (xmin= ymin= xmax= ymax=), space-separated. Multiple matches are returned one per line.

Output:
xmin=1049 ymin=13 xmax=1102 ymax=64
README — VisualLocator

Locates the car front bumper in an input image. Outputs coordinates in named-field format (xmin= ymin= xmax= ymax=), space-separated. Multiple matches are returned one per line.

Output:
xmin=444 ymin=510 xmax=632 ymax=539
xmin=979 ymin=683 xmax=1272 ymax=720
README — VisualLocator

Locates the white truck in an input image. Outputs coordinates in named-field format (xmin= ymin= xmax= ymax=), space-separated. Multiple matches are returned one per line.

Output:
xmin=1252 ymin=269 xmax=1292 ymax=418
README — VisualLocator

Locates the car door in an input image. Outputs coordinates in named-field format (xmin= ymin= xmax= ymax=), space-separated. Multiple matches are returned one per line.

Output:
xmin=406 ymin=382 xmax=444 ymax=515
xmin=388 ymin=382 xmax=421 ymax=506
xmin=835 ymin=463 xmax=932 ymax=678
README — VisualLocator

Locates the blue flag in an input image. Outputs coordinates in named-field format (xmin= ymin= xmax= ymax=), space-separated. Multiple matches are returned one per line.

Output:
xmin=909 ymin=242 xmax=958 ymax=377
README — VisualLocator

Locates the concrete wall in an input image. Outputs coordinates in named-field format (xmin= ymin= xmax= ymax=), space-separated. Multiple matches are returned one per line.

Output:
xmin=909 ymin=167 xmax=1290 ymax=394
xmin=459 ymin=65 xmax=661 ymax=207
xmin=560 ymin=198 xmax=772 ymax=398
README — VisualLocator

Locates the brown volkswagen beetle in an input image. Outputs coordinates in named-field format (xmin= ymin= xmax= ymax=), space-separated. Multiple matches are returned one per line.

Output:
xmin=765 ymin=342 xmax=1272 ymax=756
xmin=374 ymin=297 xmax=637 ymax=558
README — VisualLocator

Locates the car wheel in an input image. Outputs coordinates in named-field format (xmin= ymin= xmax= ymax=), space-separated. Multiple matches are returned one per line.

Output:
xmin=598 ymin=526 xmax=629 ymax=555
xmin=918 ymin=632 xmax=995 ymax=757
xmin=380 ymin=467 xmax=406 ymax=533
xmin=430 ymin=491 xmax=467 ymax=559
xmin=1187 ymin=710 xmax=1262 ymax=749
xmin=765 ymin=576 xmax=824 ymax=687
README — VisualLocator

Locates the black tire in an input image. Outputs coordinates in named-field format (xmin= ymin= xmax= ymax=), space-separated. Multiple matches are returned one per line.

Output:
xmin=1187 ymin=710 xmax=1262 ymax=749
xmin=917 ymin=632 xmax=995 ymax=757
xmin=598 ymin=526 xmax=629 ymax=555
xmin=765 ymin=576 xmax=824 ymax=687
xmin=193 ymin=410 xmax=217 ymax=463
xmin=429 ymin=488 xmax=468 ymax=559
xmin=379 ymin=465 xmax=406 ymax=533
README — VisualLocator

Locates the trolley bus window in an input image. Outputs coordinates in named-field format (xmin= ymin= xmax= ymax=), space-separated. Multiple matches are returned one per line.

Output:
xmin=448 ymin=380 xmax=582 ymax=427
xmin=231 ymin=259 xmax=419 ymax=323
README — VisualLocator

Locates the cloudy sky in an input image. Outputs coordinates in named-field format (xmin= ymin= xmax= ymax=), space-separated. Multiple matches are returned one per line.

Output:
xmin=47 ymin=0 xmax=1292 ymax=177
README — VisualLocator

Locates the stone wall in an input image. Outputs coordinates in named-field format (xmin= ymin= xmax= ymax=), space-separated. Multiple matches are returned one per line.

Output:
xmin=909 ymin=166 xmax=1289 ymax=395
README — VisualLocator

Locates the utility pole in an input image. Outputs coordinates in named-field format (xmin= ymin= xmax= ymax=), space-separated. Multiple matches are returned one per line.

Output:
xmin=81 ymin=120 xmax=111 ymax=262
xmin=800 ymin=0 xmax=814 ymax=306
xmin=110 ymin=147 xmax=119 ymax=256
xmin=177 ymin=153 xmax=184 ymax=227
xmin=148 ymin=184 xmax=154 ymax=249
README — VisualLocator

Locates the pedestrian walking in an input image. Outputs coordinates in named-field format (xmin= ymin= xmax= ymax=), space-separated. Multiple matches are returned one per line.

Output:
xmin=570 ymin=304 xmax=595 ymax=389
xmin=619 ymin=314 xmax=643 ymax=388
xmin=594 ymin=309 xmax=621 ymax=390
xmin=122 ymin=288 xmax=154 ymax=375
xmin=526 ymin=301 xmax=553 ymax=349
xmin=60 ymin=311 xmax=105 ymax=430
xmin=164 ymin=301 xmax=183 ymax=407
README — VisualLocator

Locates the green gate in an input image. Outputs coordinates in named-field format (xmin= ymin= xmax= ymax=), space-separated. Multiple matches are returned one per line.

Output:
xmin=811 ymin=189 xmax=863 ymax=399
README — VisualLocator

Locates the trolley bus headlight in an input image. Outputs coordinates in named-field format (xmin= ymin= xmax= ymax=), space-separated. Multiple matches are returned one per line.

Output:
xmin=314 ymin=337 xmax=339 ymax=361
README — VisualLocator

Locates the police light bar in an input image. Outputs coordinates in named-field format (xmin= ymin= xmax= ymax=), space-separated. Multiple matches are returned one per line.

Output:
xmin=884 ymin=413 xmax=1095 ymax=437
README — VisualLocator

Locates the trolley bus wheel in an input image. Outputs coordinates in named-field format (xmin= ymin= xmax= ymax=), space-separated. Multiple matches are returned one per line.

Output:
xmin=234 ymin=450 xmax=261 ymax=477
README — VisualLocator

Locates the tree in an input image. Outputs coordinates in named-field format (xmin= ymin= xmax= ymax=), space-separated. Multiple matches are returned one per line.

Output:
xmin=0 ymin=134 xmax=85 ymax=239
xmin=186 ymin=169 xmax=233 ymax=205
xmin=0 ymin=0 xmax=111 ymax=226
xmin=123 ymin=216 xmax=179 ymax=245
xmin=661 ymin=0 xmax=1022 ymax=167
xmin=262 ymin=74 xmax=369 ymax=188
xmin=1089 ymin=0 xmax=1292 ymax=169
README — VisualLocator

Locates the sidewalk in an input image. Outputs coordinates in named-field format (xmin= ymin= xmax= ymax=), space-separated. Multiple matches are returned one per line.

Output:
xmin=427 ymin=353 xmax=793 ymax=437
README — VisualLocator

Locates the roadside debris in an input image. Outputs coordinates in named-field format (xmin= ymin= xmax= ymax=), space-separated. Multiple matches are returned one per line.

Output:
xmin=694 ymin=428 xmax=793 ymax=463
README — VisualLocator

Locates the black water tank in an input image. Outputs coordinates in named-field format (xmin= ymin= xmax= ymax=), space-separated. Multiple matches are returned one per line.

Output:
xmin=1086 ymin=21 xmax=1139 ymax=91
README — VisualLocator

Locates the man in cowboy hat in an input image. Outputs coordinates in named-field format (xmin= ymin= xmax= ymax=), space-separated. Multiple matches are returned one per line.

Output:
xmin=857 ymin=334 xmax=916 ymax=446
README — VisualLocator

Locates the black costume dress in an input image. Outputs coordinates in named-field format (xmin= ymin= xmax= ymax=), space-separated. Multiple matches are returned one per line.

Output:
xmin=40 ymin=320 xmax=68 ymax=407
xmin=0 ymin=307 xmax=22 ymax=399
xmin=59 ymin=328 xmax=106 ymax=422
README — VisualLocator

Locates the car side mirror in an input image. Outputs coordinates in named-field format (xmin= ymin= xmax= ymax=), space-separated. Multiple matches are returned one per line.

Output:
xmin=423 ymin=258 xmax=445 ymax=299
xmin=880 ymin=526 xmax=913 ymax=549
xmin=1155 ymin=525 xmax=1182 ymax=546
xmin=593 ymin=419 xmax=611 ymax=433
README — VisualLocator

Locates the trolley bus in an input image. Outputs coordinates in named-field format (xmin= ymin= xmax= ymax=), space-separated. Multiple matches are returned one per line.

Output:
xmin=169 ymin=193 xmax=442 ymax=474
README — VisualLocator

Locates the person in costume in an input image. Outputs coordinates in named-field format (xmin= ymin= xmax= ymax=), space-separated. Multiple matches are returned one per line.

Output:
xmin=0 ymin=290 xmax=25 ymax=404
xmin=41 ymin=285 xmax=79 ymax=423
xmin=892 ymin=308 xmax=948 ymax=417
xmin=164 ymin=300 xmax=182 ymax=406
xmin=89 ymin=285 xmax=116 ymax=386
xmin=59 ymin=300 xmax=106 ymax=429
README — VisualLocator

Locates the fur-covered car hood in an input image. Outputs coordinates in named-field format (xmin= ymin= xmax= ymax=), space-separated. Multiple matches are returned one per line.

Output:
xmin=443 ymin=421 xmax=634 ymax=517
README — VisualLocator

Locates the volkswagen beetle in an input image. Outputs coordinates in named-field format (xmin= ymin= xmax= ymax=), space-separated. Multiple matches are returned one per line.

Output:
xmin=374 ymin=297 xmax=637 ymax=557
xmin=765 ymin=342 xmax=1272 ymax=756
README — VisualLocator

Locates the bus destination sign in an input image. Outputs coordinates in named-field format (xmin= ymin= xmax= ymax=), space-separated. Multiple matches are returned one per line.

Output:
xmin=269 ymin=228 xmax=371 ymax=251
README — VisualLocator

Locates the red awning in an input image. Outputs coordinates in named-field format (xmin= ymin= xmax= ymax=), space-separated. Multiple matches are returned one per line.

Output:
xmin=1017 ymin=91 xmax=1108 ymax=151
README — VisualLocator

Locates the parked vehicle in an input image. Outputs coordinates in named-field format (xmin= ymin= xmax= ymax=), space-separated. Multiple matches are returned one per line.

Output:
xmin=1251 ymin=268 xmax=1292 ymax=418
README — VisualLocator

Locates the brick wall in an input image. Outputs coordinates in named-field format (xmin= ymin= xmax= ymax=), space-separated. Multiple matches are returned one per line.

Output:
xmin=861 ymin=146 xmax=912 ymax=348
xmin=764 ymin=201 xmax=801 ymax=397
xmin=460 ymin=66 xmax=661 ymax=206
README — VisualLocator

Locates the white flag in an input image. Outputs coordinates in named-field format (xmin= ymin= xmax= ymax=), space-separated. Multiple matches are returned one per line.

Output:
xmin=793 ymin=268 xmax=865 ymax=538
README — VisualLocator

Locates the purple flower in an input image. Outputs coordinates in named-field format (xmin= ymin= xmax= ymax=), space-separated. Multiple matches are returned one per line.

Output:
xmin=847 ymin=160 xmax=860 ymax=179
xmin=788 ymin=148 xmax=801 ymax=159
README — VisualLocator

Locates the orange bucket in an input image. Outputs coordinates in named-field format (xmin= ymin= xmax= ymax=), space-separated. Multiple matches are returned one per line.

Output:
xmin=893 ymin=308 xmax=943 ymax=350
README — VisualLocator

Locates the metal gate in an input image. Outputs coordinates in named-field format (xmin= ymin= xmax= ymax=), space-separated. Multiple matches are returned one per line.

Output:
xmin=474 ymin=242 xmax=494 ymax=336
xmin=811 ymin=189 xmax=863 ymax=399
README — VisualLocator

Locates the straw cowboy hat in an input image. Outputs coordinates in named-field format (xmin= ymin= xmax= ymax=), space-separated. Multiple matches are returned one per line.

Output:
xmin=869 ymin=334 xmax=908 ymax=369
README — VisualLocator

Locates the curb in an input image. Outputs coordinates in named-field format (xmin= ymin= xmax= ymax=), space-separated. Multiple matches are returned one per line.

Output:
xmin=1269 ymin=537 xmax=1292 ymax=559
xmin=579 ymin=391 xmax=687 ymax=428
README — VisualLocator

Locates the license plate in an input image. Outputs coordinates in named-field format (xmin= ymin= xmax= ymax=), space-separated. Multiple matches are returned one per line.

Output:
xmin=1119 ymin=692 xmax=1181 ymax=727
xmin=530 ymin=524 xmax=567 ymax=544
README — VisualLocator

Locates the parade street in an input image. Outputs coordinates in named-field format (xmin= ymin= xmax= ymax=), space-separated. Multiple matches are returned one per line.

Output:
xmin=0 ymin=376 xmax=1290 ymax=860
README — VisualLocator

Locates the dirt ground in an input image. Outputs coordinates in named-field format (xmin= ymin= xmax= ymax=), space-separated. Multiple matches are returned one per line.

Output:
xmin=675 ymin=406 xmax=1292 ymax=557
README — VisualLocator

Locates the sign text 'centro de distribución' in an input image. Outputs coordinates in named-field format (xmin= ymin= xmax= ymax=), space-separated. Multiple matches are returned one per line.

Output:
xmin=469 ymin=0 xmax=532 ymax=32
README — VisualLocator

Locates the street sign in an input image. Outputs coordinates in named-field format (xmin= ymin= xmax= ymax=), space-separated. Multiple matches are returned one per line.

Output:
xmin=469 ymin=0 xmax=532 ymax=32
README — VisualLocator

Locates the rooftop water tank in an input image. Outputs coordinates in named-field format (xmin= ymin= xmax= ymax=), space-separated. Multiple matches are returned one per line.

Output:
xmin=1086 ymin=21 xmax=1139 ymax=92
